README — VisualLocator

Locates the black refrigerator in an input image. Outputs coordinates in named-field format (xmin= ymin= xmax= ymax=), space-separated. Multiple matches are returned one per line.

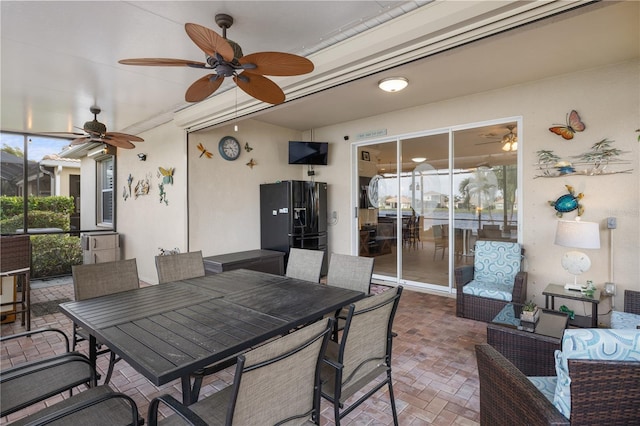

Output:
xmin=260 ymin=180 xmax=328 ymax=275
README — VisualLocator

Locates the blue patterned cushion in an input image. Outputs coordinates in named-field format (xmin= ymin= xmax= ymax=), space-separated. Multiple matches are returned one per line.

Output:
xmin=611 ymin=311 xmax=640 ymax=329
xmin=528 ymin=376 xmax=557 ymax=404
xmin=473 ymin=241 xmax=522 ymax=285
xmin=553 ymin=329 xmax=640 ymax=419
xmin=462 ymin=279 xmax=513 ymax=301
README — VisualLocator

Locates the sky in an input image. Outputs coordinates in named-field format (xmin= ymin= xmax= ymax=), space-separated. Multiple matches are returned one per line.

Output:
xmin=1 ymin=132 xmax=71 ymax=162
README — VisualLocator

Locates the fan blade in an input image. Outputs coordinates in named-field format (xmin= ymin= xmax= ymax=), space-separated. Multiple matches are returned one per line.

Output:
xmin=239 ymin=52 xmax=314 ymax=76
xmin=185 ymin=74 xmax=224 ymax=102
xmin=103 ymin=136 xmax=135 ymax=149
xmin=70 ymin=137 xmax=90 ymax=145
xmin=185 ymin=23 xmax=234 ymax=62
xmin=106 ymin=132 xmax=144 ymax=142
xmin=234 ymin=74 xmax=285 ymax=105
xmin=38 ymin=131 xmax=86 ymax=137
xmin=118 ymin=58 xmax=206 ymax=67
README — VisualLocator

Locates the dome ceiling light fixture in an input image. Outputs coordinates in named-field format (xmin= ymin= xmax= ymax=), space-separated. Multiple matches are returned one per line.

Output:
xmin=378 ymin=77 xmax=408 ymax=92
xmin=502 ymin=124 xmax=518 ymax=152
xmin=412 ymin=157 xmax=427 ymax=163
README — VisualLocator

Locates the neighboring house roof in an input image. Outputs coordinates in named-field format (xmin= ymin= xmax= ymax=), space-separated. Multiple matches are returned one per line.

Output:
xmin=1 ymin=150 xmax=34 ymax=182
xmin=41 ymin=154 xmax=81 ymax=169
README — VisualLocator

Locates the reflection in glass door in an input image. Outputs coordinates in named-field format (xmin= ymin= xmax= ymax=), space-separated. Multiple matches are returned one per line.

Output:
xmin=355 ymin=119 xmax=520 ymax=292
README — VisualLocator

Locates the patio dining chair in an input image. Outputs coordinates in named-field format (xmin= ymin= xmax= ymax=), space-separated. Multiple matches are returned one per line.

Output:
xmin=1 ymin=328 xmax=142 ymax=426
xmin=286 ymin=248 xmax=325 ymax=283
xmin=326 ymin=253 xmax=374 ymax=294
xmin=72 ymin=258 xmax=140 ymax=385
xmin=148 ymin=317 xmax=334 ymax=425
xmin=155 ymin=250 xmax=205 ymax=284
xmin=321 ymin=286 xmax=403 ymax=426
xmin=325 ymin=253 xmax=374 ymax=336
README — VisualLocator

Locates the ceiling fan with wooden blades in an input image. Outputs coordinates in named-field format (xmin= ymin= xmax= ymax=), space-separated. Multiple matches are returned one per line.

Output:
xmin=44 ymin=107 xmax=144 ymax=149
xmin=118 ymin=14 xmax=314 ymax=105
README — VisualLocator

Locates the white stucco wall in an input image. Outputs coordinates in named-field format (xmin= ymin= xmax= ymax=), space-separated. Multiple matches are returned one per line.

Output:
xmin=117 ymin=60 xmax=639 ymax=312
xmin=116 ymin=122 xmax=187 ymax=284
xmin=188 ymin=120 xmax=305 ymax=255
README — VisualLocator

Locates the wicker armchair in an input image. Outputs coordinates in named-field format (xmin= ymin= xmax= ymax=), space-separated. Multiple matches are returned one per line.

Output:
xmin=455 ymin=241 xmax=527 ymax=322
xmin=625 ymin=289 xmax=640 ymax=314
xmin=476 ymin=343 xmax=640 ymax=425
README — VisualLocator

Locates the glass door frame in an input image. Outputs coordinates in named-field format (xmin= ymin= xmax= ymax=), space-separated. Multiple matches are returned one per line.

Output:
xmin=351 ymin=116 xmax=523 ymax=294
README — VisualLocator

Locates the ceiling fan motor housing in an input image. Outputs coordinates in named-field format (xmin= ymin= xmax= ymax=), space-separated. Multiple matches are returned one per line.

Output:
xmin=84 ymin=119 xmax=107 ymax=134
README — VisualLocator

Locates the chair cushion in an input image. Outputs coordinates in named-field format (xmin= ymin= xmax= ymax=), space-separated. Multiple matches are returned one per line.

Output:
xmin=473 ymin=241 xmax=522 ymax=286
xmin=611 ymin=311 xmax=640 ymax=329
xmin=528 ymin=376 xmax=557 ymax=404
xmin=462 ymin=279 xmax=513 ymax=301
xmin=553 ymin=329 xmax=640 ymax=419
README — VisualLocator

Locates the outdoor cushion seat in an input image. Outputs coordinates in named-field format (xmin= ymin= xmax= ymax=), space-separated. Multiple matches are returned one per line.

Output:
xmin=611 ymin=310 xmax=640 ymax=329
xmin=456 ymin=240 xmax=527 ymax=322
xmin=461 ymin=280 xmax=514 ymax=301
xmin=475 ymin=328 xmax=640 ymax=426
xmin=611 ymin=289 xmax=640 ymax=329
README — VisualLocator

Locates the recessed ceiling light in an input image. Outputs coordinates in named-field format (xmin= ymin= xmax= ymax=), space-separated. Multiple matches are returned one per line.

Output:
xmin=378 ymin=77 xmax=408 ymax=92
xmin=412 ymin=157 xmax=427 ymax=163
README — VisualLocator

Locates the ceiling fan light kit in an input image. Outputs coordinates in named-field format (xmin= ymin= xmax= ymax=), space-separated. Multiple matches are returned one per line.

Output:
xmin=501 ymin=124 xmax=518 ymax=151
xmin=378 ymin=77 xmax=408 ymax=92
xmin=118 ymin=14 xmax=314 ymax=105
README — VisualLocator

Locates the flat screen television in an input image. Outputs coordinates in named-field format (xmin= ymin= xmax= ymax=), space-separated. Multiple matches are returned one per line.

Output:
xmin=288 ymin=141 xmax=328 ymax=165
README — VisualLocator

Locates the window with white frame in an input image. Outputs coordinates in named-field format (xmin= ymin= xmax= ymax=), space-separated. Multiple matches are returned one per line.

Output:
xmin=97 ymin=156 xmax=114 ymax=225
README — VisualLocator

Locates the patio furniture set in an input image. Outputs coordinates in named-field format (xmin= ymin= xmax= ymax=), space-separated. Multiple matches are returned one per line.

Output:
xmin=1 ymin=250 xmax=403 ymax=425
xmin=454 ymin=239 xmax=640 ymax=424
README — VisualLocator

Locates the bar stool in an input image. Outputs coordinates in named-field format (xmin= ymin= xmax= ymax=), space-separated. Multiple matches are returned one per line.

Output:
xmin=0 ymin=234 xmax=31 ymax=330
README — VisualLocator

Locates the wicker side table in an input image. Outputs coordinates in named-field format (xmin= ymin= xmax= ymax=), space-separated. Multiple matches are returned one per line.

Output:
xmin=487 ymin=303 xmax=568 ymax=376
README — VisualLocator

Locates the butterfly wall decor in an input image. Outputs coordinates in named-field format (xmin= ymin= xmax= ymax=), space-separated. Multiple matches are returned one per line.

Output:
xmin=549 ymin=110 xmax=585 ymax=140
xmin=158 ymin=167 xmax=175 ymax=185
xmin=244 ymin=142 xmax=253 ymax=152
xmin=197 ymin=143 xmax=213 ymax=158
xmin=246 ymin=158 xmax=257 ymax=169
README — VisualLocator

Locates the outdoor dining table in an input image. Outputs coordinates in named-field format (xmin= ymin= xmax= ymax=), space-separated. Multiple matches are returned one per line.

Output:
xmin=59 ymin=268 xmax=365 ymax=405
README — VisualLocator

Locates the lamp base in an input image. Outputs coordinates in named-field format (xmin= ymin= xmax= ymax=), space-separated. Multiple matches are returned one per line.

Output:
xmin=564 ymin=282 xmax=585 ymax=292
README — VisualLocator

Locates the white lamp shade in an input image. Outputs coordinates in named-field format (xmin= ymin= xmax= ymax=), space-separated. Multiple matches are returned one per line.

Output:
xmin=554 ymin=219 xmax=600 ymax=249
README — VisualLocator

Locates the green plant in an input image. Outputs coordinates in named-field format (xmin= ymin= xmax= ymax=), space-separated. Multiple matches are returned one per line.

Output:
xmin=523 ymin=299 xmax=537 ymax=312
xmin=30 ymin=234 xmax=82 ymax=278
xmin=0 ymin=196 xmax=75 ymax=220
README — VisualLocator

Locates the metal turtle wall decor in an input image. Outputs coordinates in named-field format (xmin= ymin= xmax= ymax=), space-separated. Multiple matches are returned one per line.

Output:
xmin=549 ymin=185 xmax=584 ymax=217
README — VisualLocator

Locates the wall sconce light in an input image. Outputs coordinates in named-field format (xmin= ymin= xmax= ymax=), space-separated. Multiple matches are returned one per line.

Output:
xmin=378 ymin=77 xmax=408 ymax=92
xmin=138 ymin=153 xmax=147 ymax=161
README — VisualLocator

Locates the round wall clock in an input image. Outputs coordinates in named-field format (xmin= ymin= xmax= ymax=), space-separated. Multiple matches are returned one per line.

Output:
xmin=218 ymin=136 xmax=241 ymax=161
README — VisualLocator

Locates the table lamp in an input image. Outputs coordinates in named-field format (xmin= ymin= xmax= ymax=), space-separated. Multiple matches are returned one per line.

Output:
xmin=554 ymin=218 xmax=601 ymax=291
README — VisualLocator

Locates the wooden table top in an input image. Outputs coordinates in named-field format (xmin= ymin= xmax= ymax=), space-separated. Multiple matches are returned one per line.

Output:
xmin=60 ymin=269 xmax=364 ymax=386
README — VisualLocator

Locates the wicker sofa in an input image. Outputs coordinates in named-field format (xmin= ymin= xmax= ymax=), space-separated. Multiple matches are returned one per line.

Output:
xmin=611 ymin=289 xmax=640 ymax=329
xmin=476 ymin=328 xmax=640 ymax=426
xmin=455 ymin=241 xmax=527 ymax=322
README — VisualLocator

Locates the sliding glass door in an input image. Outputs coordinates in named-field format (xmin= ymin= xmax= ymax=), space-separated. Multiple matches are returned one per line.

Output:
xmin=355 ymin=119 xmax=521 ymax=292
